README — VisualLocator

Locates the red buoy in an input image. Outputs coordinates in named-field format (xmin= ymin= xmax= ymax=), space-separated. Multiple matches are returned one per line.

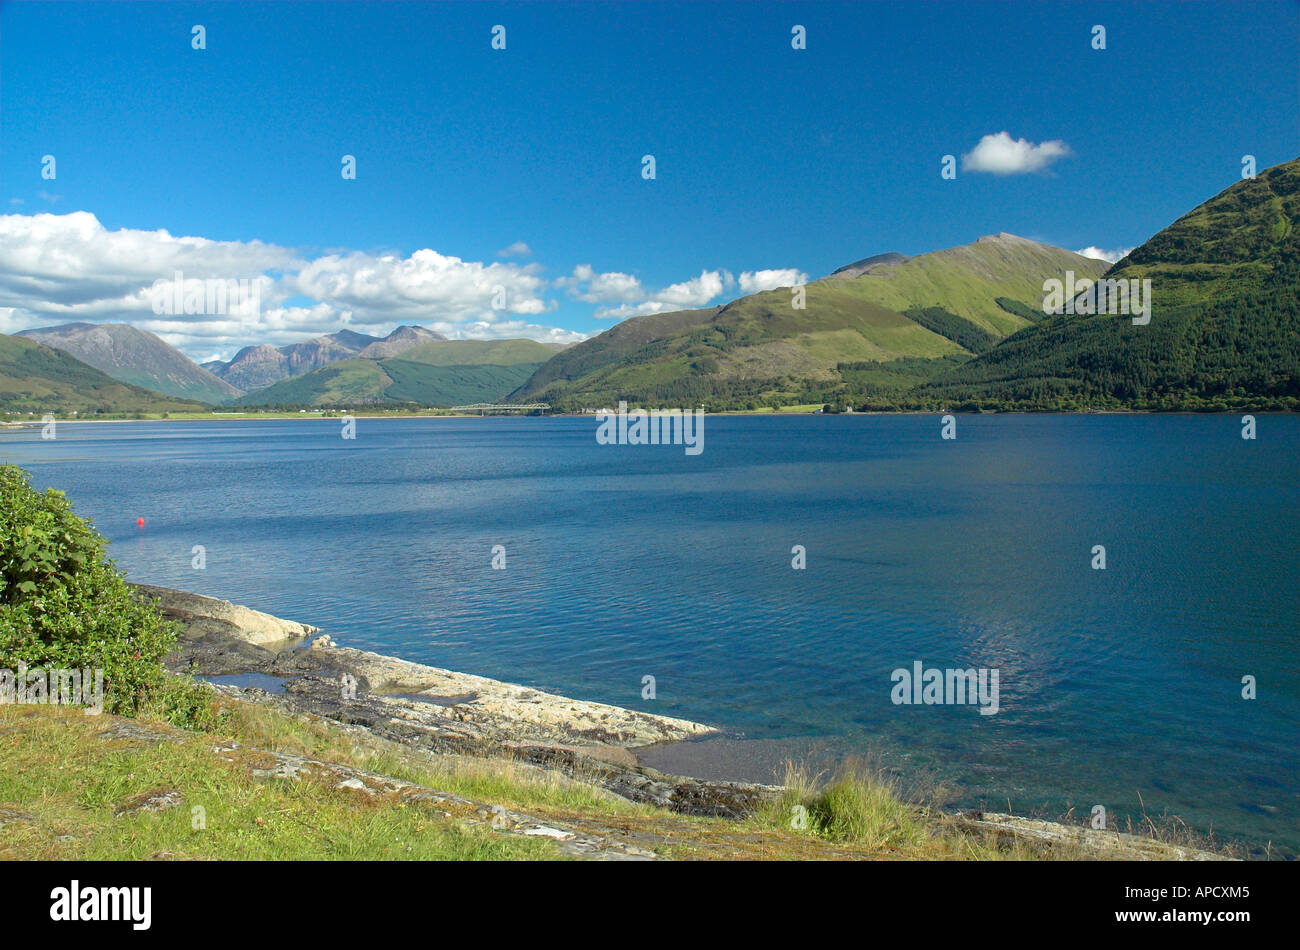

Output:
xmin=137 ymin=517 xmax=145 ymax=528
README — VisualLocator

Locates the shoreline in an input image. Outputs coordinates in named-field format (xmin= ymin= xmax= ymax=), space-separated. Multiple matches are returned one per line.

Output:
xmin=136 ymin=583 xmax=778 ymax=819
xmin=4 ymin=407 xmax=1296 ymax=428
xmin=135 ymin=582 xmax=1239 ymax=858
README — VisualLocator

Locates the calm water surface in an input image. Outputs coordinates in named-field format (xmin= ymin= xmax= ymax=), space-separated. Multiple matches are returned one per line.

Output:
xmin=3 ymin=415 xmax=1296 ymax=854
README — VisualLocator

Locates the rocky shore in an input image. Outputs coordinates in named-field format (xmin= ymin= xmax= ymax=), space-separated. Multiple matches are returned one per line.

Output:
xmin=136 ymin=583 xmax=778 ymax=818
xmin=135 ymin=583 xmax=1232 ymax=858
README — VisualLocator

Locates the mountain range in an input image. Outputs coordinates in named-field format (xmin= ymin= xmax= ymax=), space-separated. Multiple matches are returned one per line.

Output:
xmin=2 ymin=157 xmax=1295 ymax=415
xmin=921 ymin=156 xmax=1299 ymax=410
xmin=205 ymin=325 xmax=447 ymax=391
xmin=0 ymin=334 xmax=207 ymax=415
xmin=511 ymin=233 xmax=1108 ymax=408
xmin=515 ymin=158 xmax=1298 ymax=412
xmin=16 ymin=323 xmax=240 ymax=404
xmin=233 ymin=338 xmax=566 ymax=407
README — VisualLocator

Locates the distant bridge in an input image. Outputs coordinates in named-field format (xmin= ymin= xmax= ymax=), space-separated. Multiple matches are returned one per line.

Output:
xmin=449 ymin=403 xmax=551 ymax=414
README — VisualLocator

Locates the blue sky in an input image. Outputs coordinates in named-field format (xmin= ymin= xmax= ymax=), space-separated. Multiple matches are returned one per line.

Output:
xmin=2 ymin=0 xmax=1297 ymax=359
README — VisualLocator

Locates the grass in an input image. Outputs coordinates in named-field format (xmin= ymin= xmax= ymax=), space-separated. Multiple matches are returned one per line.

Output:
xmin=836 ymin=238 xmax=1108 ymax=336
xmin=775 ymin=760 xmax=928 ymax=850
xmin=753 ymin=759 xmax=1058 ymax=860
xmin=233 ymin=358 xmax=392 ymax=406
xmin=0 ymin=703 xmax=557 ymax=860
xmin=398 ymin=339 xmax=563 ymax=367
xmin=213 ymin=696 xmax=637 ymax=818
xmin=1 ymin=690 xmax=1242 ymax=861
xmin=381 ymin=358 xmax=544 ymax=406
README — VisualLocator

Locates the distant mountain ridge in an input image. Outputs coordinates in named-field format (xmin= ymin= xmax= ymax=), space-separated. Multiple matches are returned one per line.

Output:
xmin=827 ymin=252 xmax=910 ymax=280
xmin=0 ymin=333 xmax=207 ymax=414
xmin=16 ymin=323 xmax=240 ymax=404
xmin=234 ymin=338 xmax=565 ymax=408
xmin=356 ymin=325 xmax=445 ymax=359
xmin=6 ymin=160 xmax=1294 ymax=414
xmin=210 ymin=325 xmax=445 ymax=392
xmin=511 ymin=233 xmax=1105 ymax=408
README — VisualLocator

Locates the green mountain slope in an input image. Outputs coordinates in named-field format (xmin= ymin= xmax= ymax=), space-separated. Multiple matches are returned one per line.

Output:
xmin=922 ymin=157 xmax=1300 ymax=410
xmin=0 ymin=334 xmax=210 ymax=415
xmin=511 ymin=235 xmax=1105 ymax=409
xmin=1104 ymin=159 xmax=1297 ymax=308
xmin=826 ymin=232 xmax=1097 ymax=335
xmin=16 ymin=323 xmax=240 ymax=404
xmin=234 ymin=359 xmax=392 ymax=407
xmin=510 ymin=306 xmax=724 ymax=401
xmin=234 ymin=339 xmax=561 ymax=407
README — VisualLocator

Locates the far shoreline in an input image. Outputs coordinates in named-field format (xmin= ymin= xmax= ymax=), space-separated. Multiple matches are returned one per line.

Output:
xmin=4 ymin=406 xmax=1296 ymax=427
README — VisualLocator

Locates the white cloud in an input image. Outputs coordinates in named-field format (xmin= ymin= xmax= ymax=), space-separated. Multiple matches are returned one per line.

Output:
xmin=651 ymin=269 xmax=731 ymax=308
xmin=962 ymin=131 xmax=1071 ymax=175
xmin=1075 ymin=245 xmax=1135 ymax=264
xmin=738 ymin=268 xmax=808 ymax=293
xmin=564 ymin=263 xmax=810 ymax=320
xmin=590 ymin=269 xmax=732 ymax=319
xmin=0 ymin=212 xmax=299 ymax=342
xmin=557 ymin=265 xmax=647 ymax=304
xmin=0 ymin=212 xmax=575 ymax=357
xmin=0 ymin=211 xmax=802 ymax=355
xmin=496 ymin=241 xmax=532 ymax=258
xmin=431 ymin=320 xmax=586 ymax=344
xmin=290 ymin=249 xmax=552 ymax=323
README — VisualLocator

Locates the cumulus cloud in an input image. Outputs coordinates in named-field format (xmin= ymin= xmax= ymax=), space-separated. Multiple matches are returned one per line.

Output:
xmin=0 ymin=212 xmax=299 ymax=338
xmin=587 ymin=269 xmax=731 ymax=320
xmin=564 ymin=265 xmax=807 ymax=320
xmin=738 ymin=268 xmax=808 ymax=293
xmin=0 ymin=212 xmax=574 ymax=356
xmin=496 ymin=241 xmax=532 ymax=258
xmin=556 ymin=265 xmax=646 ymax=304
xmin=962 ymin=131 xmax=1071 ymax=175
xmin=644 ymin=270 xmax=731 ymax=309
xmin=0 ymin=211 xmax=803 ymax=354
xmin=1074 ymin=245 xmax=1135 ymax=264
xmin=290 ymin=249 xmax=552 ymax=322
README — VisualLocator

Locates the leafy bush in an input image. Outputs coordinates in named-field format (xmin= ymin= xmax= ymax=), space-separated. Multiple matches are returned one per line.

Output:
xmin=143 ymin=673 xmax=230 ymax=732
xmin=0 ymin=464 xmax=178 ymax=714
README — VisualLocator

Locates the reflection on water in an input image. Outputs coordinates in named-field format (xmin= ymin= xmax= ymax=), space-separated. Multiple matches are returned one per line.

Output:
xmin=3 ymin=414 xmax=1296 ymax=853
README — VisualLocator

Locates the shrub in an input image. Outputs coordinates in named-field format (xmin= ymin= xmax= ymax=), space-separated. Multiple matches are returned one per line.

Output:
xmin=0 ymin=464 xmax=178 ymax=714
xmin=143 ymin=673 xmax=230 ymax=732
xmin=775 ymin=759 xmax=928 ymax=850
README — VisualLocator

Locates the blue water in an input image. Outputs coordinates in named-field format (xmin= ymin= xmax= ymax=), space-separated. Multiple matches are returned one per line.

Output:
xmin=3 ymin=415 xmax=1297 ymax=854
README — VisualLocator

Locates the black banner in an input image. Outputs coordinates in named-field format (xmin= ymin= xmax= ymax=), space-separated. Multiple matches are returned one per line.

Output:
xmin=0 ymin=859 xmax=1282 ymax=937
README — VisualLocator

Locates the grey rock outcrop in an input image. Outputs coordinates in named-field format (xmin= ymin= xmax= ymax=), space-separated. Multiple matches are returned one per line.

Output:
xmin=149 ymin=584 xmax=781 ymax=818
xmin=134 ymin=584 xmax=317 ymax=645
